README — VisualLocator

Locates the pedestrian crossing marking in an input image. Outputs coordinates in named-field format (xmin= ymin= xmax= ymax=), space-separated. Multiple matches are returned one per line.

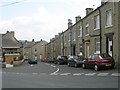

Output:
xmin=111 ymin=73 xmax=120 ymax=77
xmin=2 ymin=71 xmax=119 ymax=77
xmin=85 ymin=73 xmax=96 ymax=76
xmin=50 ymin=73 xmax=59 ymax=75
xmin=32 ymin=73 xmax=38 ymax=75
xmin=97 ymin=73 xmax=109 ymax=76
xmin=73 ymin=73 xmax=84 ymax=76
xmin=60 ymin=73 xmax=71 ymax=75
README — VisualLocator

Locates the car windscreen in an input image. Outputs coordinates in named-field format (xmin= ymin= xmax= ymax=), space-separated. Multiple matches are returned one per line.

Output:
xmin=70 ymin=56 xmax=78 ymax=59
xmin=100 ymin=54 xmax=112 ymax=59
xmin=78 ymin=56 xmax=84 ymax=59
xmin=61 ymin=56 xmax=67 ymax=59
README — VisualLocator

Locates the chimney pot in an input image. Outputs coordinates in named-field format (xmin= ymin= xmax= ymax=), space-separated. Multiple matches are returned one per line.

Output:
xmin=75 ymin=16 xmax=81 ymax=22
xmin=86 ymin=8 xmax=93 ymax=15
xmin=68 ymin=19 xmax=72 ymax=28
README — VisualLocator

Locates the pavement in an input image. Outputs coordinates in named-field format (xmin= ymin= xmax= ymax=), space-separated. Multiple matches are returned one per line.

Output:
xmin=1 ymin=59 xmax=25 ymax=68
xmin=13 ymin=59 xmax=25 ymax=66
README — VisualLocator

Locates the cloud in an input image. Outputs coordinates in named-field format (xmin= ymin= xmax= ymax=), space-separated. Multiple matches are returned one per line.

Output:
xmin=0 ymin=0 xmax=101 ymax=42
xmin=0 ymin=6 xmax=67 ymax=42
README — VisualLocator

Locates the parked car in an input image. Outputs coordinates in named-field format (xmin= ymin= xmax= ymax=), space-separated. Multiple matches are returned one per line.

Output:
xmin=47 ymin=57 xmax=55 ymax=63
xmin=54 ymin=56 xmax=68 ymax=65
xmin=67 ymin=55 xmax=84 ymax=67
xmin=41 ymin=57 xmax=48 ymax=62
xmin=82 ymin=53 xmax=115 ymax=71
xmin=28 ymin=58 xmax=38 ymax=64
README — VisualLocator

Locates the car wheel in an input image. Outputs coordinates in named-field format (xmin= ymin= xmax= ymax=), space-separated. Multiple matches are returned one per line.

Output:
xmin=68 ymin=63 xmax=70 ymax=67
xmin=75 ymin=63 xmax=77 ymax=68
xmin=94 ymin=65 xmax=99 ymax=71
xmin=82 ymin=64 xmax=86 ymax=69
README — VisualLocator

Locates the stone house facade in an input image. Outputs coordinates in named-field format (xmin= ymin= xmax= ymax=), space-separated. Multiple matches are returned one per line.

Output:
xmin=45 ymin=1 xmax=120 ymax=66
xmin=23 ymin=39 xmax=47 ymax=60
xmin=1 ymin=31 xmax=22 ymax=64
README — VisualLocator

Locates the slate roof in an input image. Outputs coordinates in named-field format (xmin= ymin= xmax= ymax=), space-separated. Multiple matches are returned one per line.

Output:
xmin=20 ymin=40 xmax=35 ymax=48
xmin=2 ymin=38 xmax=20 ymax=48
xmin=2 ymin=34 xmax=22 ymax=48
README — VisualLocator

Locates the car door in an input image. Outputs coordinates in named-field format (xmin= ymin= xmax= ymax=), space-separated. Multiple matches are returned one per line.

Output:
xmin=68 ymin=57 xmax=72 ymax=66
xmin=85 ymin=55 xmax=92 ymax=67
xmin=71 ymin=58 xmax=75 ymax=66
xmin=89 ymin=55 xmax=96 ymax=68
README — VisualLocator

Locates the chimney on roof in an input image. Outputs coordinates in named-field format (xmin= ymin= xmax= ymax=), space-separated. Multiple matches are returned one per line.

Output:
xmin=32 ymin=39 xmax=35 ymax=44
xmin=10 ymin=31 xmax=14 ymax=37
xmin=25 ymin=40 xmax=27 ymax=43
xmin=68 ymin=19 xmax=72 ymax=28
xmin=75 ymin=16 xmax=81 ymax=23
xmin=55 ymin=35 xmax=58 ymax=38
xmin=101 ymin=0 xmax=108 ymax=4
xmin=6 ymin=31 xmax=9 ymax=33
xmin=86 ymin=8 xmax=93 ymax=15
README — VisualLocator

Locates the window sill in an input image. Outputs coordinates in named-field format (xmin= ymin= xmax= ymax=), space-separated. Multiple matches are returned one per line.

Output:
xmin=85 ymin=34 xmax=89 ymax=36
xmin=78 ymin=36 xmax=82 ymax=38
xmin=105 ymin=25 xmax=113 ymax=28
xmin=94 ymin=28 xmax=100 ymax=31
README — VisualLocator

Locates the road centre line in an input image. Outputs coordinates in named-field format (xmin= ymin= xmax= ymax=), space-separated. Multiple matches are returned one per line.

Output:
xmin=73 ymin=73 xmax=84 ymax=76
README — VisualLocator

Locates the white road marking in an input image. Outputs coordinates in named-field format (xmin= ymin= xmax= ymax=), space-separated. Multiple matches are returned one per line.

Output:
xmin=45 ymin=63 xmax=50 ymax=65
xmin=97 ymin=73 xmax=109 ymax=76
xmin=32 ymin=73 xmax=38 ymax=75
xmin=85 ymin=73 xmax=96 ymax=76
xmin=16 ymin=73 xmax=20 ymax=74
xmin=51 ymin=68 xmax=60 ymax=75
xmin=111 ymin=73 xmax=120 ymax=77
xmin=60 ymin=73 xmax=71 ymax=76
xmin=50 ymin=73 xmax=59 ymax=75
xmin=73 ymin=73 xmax=84 ymax=76
xmin=51 ymin=65 xmax=56 ymax=68
xmin=30 ymin=65 xmax=33 ymax=67
xmin=40 ymin=73 xmax=47 ymax=75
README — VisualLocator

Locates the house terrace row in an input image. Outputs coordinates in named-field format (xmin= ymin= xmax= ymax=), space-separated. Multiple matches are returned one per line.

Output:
xmin=45 ymin=1 xmax=120 ymax=66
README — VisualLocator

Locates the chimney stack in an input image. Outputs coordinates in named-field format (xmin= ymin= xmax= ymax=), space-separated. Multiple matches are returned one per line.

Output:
xmin=68 ymin=19 xmax=72 ymax=28
xmin=10 ymin=31 xmax=14 ymax=37
xmin=86 ymin=8 xmax=93 ymax=15
xmin=101 ymin=0 xmax=108 ymax=4
xmin=75 ymin=16 xmax=81 ymax=23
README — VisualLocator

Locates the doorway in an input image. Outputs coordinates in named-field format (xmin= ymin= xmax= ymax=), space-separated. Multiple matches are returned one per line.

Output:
xmin=106 ymin=36 xmax=113 ymax=57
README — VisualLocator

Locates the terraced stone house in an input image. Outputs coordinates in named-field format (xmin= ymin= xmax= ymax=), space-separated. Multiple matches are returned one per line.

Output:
xmin=45 ymin=1 xmax=120 ymax=66
xmin=1 ymin=31 xmax=22 ymax=64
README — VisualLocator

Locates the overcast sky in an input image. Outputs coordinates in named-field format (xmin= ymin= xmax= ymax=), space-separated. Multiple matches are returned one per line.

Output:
xmin=0 ymin=0 xmax=101 ymax=42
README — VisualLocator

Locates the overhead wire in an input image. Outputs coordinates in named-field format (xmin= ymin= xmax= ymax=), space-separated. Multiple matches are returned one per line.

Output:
xmin=0 ymin=0 xmax=27 ymax=7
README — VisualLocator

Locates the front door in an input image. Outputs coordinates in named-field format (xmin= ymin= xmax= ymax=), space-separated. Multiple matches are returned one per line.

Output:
xmin=86 ymin=43 xmax=90 ymax=57
xmin=106 ymin=37 xmax=113 ymax=57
